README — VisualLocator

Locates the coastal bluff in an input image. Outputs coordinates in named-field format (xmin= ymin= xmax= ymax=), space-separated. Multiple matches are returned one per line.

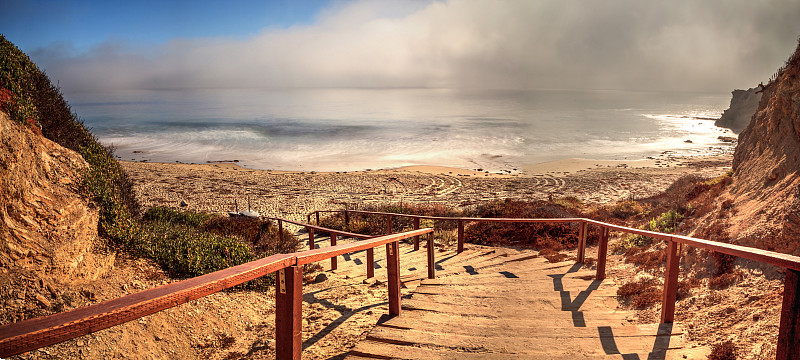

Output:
xmin=708 ymin=39 xmax=800 ymax=253
xmin=715 ymin=87 xmax=761 ymax=133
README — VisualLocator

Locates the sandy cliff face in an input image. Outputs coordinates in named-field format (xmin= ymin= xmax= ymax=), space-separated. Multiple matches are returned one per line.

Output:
xmin=715 ymin=87 xmax=762 ymax=133
xmin=0 ymin=110 xmax=114 ymax=285
xmin=713 ymin=41 xmax=800 ymax=253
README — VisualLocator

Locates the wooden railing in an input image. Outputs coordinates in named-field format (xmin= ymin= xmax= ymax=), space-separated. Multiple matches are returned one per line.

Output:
xmin=4 ymin=206 xmax=800 ymax=360
xmin=308 ymin=209 xmax=800 ymax=360
xmin=0 ymin=217 xmax=435 ymax=359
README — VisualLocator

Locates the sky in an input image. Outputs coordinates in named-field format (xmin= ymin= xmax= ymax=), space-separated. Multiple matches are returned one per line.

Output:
xmin=2 ymin=0 xmax=800 ymax=94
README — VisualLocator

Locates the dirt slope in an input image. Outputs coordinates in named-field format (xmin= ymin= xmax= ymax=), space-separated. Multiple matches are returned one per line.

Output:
xmin=0 ymin=110 xmax=116 ymax=323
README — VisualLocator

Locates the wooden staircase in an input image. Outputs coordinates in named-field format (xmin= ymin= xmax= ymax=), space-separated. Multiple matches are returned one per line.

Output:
xmin=302 ymin=234 xmax=692 ymax=359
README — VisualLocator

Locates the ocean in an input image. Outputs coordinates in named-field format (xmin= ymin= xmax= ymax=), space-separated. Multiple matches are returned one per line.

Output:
xmin=67 ymin=88 xmax=734 ymax=172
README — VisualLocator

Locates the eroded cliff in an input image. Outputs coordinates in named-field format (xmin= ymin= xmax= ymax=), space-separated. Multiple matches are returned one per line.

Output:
xmin=0 ymin=110 xmax=114 ymax=321
xmin=696 ymin=39 xmax=800 ymax=254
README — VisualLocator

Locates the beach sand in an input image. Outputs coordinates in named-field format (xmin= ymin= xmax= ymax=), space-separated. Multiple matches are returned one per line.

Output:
xmin=121 ymin=153 xmax=732 ymax=223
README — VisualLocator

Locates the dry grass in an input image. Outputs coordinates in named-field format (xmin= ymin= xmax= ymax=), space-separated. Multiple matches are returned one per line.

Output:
xmin=708 ymin=271 xmax=743 ymax=290
xmin=677 ymin=277 xmax=701 ymax=300
xmin=707 ymin=340 xmax=737 ymax=360
xmin=318 ymin=203 xmax=466 ymax=236
xmin=465 ymin=199 xmax=586 ymax=250
xmin=712 ymin=251 xmax=737 ymax=276
xmin=617 ymin=278 xmax=662 ymax=309
xmin=624 ymin=248 xmax=666 ymax=272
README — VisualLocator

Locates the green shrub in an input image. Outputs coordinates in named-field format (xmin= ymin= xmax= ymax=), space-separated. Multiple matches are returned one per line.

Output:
xmin=614 ymin=210 xmax=684 ymax=254
xmin=137 ymin=222 xmax=256 ymax=278
xmin=137 ymin=207 xmax=299 ymax=286
xmin=0 ymin=35 xmax=40 ymax=131
xmin=144 ymin=206 xmax=212 ymax=227
xmin=78 ymin=140 xmax=139 ymax=245
xmin=704 ymin=170 xmax=734 ymax=187
xmin=613 ymin=233 xmax=654 ymax=253
xmin=649 ymin=209 xmax=683 ymax=233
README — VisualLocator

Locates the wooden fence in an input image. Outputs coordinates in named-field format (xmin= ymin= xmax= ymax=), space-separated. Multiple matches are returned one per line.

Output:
xmin=0 ymin=218 xmax=434 ymax=359
xmin=3 ymin=207 xmax=799 ymax=360
xmin=308 ymin=209 xmax=800 ymax=360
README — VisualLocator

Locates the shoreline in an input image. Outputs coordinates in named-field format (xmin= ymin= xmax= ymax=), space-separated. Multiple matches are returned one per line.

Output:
xmin=121 ymin=141 xmax=734 ymax=178
xmin=121 ymin=153 xmax=733 ymax=223
xmin=114 ymin=132 xmax=737 ymax=176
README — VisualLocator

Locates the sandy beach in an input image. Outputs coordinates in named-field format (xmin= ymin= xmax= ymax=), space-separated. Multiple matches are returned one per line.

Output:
xmin=121 ymin=153 xmax=733 ymax=223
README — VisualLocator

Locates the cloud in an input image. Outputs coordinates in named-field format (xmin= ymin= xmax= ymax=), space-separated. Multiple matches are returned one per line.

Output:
xmin=31 ymin=0 xmax=800 ymax=93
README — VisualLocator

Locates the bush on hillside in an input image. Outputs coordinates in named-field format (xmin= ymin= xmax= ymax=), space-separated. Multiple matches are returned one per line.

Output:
xmin=617 ymin=277 xmax=662 ymax=309
xmin=708 ymin=340 xmax=737 ymax=360
xmin=138 ymin=207 xmax=300 ymax=285
xmin=614 ymin=209 xmax=684 ymax=254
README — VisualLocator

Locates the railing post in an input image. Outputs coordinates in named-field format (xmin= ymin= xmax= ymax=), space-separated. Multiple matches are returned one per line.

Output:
xmin=308 ymin=228 xmax=315 ymax=250
xmin=577 ymin=221 xmax=587 ymax=263
xmin=386 ymin=241 xmax=401 ymax=316
xmin=330 ymin=234 xmax=337 ymax=270
xmin=427 ymin=232 xmax=435 ymax=279
xmin=661 ymin=239 xmax=680 ymax=323
xmin=278 ymin=220 xmax=284 ymax=247
xmin=386 ymin=215 xmax=393 ymax=234
xmin=315 ymin=211 xmax=320 ymax=226
xmin=275 ymin=265 xmax=302 ymax=360
xmin=596 ymin=227 xmax=609 ymax=280
xmin=344 ymin=210 xmax=350 ymax=228
xmin=777 ymin=269 xmax=800 ymax=360
xmin=413 ymin=217 xmax=420 ymax=251
xmin=366 ymin=248 xmax=375 ymax=278
xmin=457 ymin=219 xmax=465 ymax=253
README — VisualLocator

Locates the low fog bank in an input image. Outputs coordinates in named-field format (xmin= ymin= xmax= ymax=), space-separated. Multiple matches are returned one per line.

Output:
xmin=29 ymin=0 xmax=800 ymax=94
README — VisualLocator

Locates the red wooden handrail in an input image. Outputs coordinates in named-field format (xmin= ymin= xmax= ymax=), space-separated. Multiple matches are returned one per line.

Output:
xmin=309 ymin=209 xmax=800 ymax=359
xmin=6 ymin=204 xmax=800 ymax=360
xmin=0 ymin=217 xmax=435 ymax=360
xmin=295 ymin=228 xmax=432 ymax=265
xmin=310 ymin=210 xmax=800 ymax=270
xmin=265 ymin=216 xmax=373 ymax=240
xmin=0 ymin=253 xmax=295 ymax=357
xmin=313 ymin=209 xmax=584 ymax=223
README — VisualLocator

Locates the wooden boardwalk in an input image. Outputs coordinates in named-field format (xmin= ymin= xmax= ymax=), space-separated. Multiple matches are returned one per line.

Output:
xmin=309 ymin=238 xmax=693 ymax=359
